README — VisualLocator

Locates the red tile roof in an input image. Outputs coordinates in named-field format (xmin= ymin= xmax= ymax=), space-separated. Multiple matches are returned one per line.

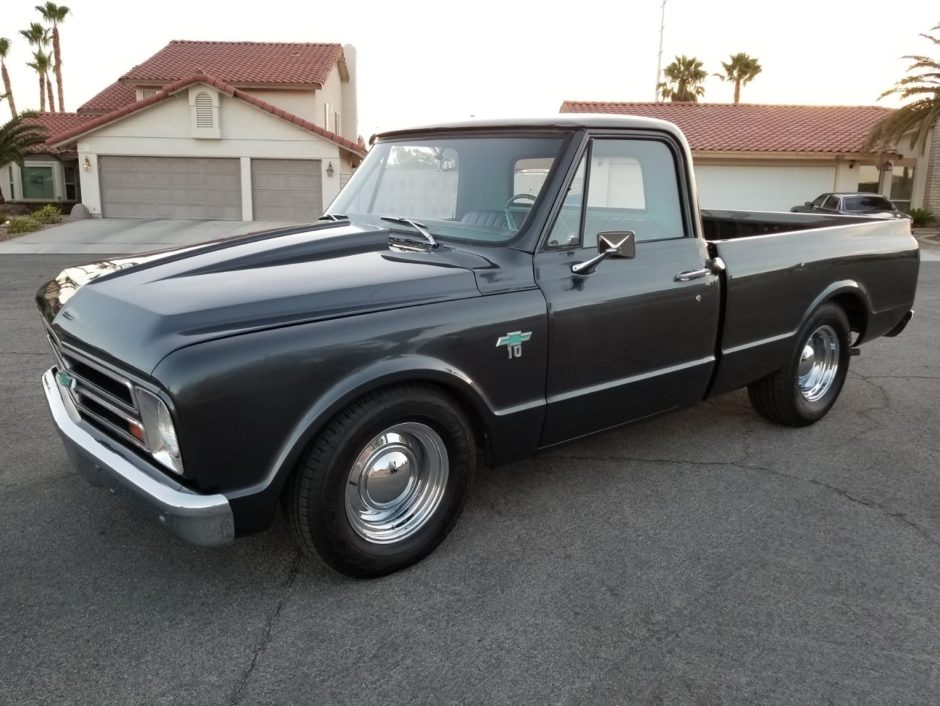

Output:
xmin=560 ymin=101 xmax=896 ymax=155
xmin=50 ymin=73 xmax=366 ymax=157
xmin=77 ymin=81 xmax=138 ymax=114
xmin=120 ymin=41 xmax=344 ymax=87
xmin=22 ymin=112 xmax=97 ymax=154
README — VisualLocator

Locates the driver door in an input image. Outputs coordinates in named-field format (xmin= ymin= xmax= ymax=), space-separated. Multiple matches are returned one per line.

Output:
xmin=534 ymin=136 xmax=721 ymax=445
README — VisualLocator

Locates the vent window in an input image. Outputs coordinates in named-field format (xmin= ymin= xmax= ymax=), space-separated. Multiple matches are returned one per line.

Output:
xmin=195 ymin=92 xmax=214 ymax=128
xmin=189 ymin=87 xmax=220 ymax=138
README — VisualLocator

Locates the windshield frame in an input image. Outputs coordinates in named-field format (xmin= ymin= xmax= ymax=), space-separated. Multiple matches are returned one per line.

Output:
xmin=326 ymin=128 xmax=579 ymax=250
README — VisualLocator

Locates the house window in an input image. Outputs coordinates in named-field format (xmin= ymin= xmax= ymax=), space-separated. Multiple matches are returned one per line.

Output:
xmin=857 ymin=165 xmax=880 ymax=193
xmin=140 ymin=89 xmax=157 ymax=99
xmin=195 ymin=92 xmax=214 ymax=128
xmin=22 ymin=166 xmax=54 ymax=200
xmin=8 ymin=166 xmax=14 ymax=200
xmin=890 ymin=165 xmax=914 ymax=212
xmin=64 ymin=165 xmax=78 ymax=201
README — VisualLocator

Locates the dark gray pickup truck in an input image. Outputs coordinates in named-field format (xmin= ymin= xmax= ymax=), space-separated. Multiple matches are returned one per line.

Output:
xmin=38 ymin=116 xmax=919 ymax=577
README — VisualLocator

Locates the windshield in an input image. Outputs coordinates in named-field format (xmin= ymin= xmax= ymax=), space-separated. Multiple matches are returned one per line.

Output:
xmin=329 ymin=134 xmax=567 ymax=244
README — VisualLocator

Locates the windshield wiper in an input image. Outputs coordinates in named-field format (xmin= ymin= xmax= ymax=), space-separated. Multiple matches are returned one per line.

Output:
xmin=381 ymin=216 xmax=439 ymax=249
xmin=318 ymin=213 xmax=348 ymax=222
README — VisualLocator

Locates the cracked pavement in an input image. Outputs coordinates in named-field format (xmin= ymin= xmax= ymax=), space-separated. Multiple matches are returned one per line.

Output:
xmin=1 ymin=256 xmax=939 ymax=704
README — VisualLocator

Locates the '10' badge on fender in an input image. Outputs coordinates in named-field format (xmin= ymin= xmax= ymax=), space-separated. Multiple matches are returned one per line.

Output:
xmin=496 ymin=331 xmax=532 ymax=360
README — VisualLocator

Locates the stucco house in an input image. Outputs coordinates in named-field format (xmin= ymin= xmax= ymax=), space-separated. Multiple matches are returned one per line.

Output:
xmin=2 ymin=40 xmax=365 ymax=221
xmin=560 ymin=101 xmax=926 ymax=213
xmin=1 ymin=112 xmax=93 ymax=206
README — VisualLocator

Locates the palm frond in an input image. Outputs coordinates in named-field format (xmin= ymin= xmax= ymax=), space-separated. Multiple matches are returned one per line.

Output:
xmin=0 ymin=112 xmax=49 ymax=166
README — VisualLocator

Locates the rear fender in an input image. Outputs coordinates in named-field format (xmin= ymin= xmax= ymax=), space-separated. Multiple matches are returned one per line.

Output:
xmin=800 ymin=280 xmax=872 ymax=345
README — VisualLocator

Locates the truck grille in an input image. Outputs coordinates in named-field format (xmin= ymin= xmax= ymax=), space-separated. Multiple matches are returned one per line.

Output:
xmin=45 ymin=327 xmax=146 ymax=450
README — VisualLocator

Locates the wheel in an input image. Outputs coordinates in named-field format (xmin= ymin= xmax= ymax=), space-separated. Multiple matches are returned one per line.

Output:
xmin=747 ymin=303 xmax=851 ymax=427
xmin=286 ymin=385 xmax=476 ymax=577
xmin=504 ymin=193 xmax=538 ymax=229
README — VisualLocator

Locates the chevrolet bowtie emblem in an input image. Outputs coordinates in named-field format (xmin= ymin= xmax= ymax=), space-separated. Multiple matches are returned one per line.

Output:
xmin=496 ymin=331 xmax=532 ymax=359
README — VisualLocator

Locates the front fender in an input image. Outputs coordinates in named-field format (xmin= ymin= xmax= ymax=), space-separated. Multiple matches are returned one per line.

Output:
xmin=153 ymin=290 xmax=548 ymax=536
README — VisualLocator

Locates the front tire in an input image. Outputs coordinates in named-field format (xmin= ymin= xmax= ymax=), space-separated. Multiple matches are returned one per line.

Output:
xmin=748 ymin=303 xmax=851 ymax=427
xmin=286 ymin=385 xmax=476 ymax=578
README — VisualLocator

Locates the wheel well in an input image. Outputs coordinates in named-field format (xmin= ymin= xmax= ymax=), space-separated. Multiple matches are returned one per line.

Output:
xmin=282 ymin=379 xmax=492 ymax=501
xmin=830 ymin=292 xmax=867 ymax=339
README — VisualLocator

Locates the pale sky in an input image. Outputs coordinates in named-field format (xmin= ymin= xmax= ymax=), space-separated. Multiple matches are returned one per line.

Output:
xmin=2 ymin=0 xmax=937 ymax=138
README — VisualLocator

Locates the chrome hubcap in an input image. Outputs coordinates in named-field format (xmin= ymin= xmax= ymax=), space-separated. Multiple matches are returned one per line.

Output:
xmin=345 ymin=422 xmax=448 ymax=544
xmin=797 ymin=324 xmax=840 ymax=402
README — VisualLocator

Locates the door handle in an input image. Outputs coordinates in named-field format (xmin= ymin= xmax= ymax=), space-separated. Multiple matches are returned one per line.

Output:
xmin=674 ymin=257 xmax=725 ymax=282
xmin=674 ymin=268 xmax=710 ymax=281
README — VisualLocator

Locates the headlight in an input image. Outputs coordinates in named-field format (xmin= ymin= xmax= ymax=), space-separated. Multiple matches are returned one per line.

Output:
xmin=135 ymin=387 xmax=184 ymax=475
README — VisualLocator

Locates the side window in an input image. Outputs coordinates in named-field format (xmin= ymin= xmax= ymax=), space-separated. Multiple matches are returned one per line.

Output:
xmin=545 ymin=155 xmax=586 ymax=248
xmin=583 ymin=139 xmax=685 ymax=247
xmin=371 ymin=145 xmax=459 ymax=219
xmin=812 ymin=194 xmax=827 ymax=207
xmin=823 ymin=195 xmax=840 ymax=210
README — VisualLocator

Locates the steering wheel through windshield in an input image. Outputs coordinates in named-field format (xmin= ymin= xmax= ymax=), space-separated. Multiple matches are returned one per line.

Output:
xmin=504 ymin=193 xmax=538 ymax=230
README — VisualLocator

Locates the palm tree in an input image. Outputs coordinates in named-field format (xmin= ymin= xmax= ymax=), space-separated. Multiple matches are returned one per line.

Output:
xmin=0 ymin=112 xmax=48 ymax=203
xmin=20 ymin=22 xmax=53 ymax=112
xmin=658 ymin=55 xmax=707 ymax=102
xmin=716 ymin=52 xmax=762 ymax=104
xmin=867 ymin=24 xmax=940 ymax=154
xmin=0 ymin=38 xmax=16 ymax=117
xmin=35 ymin=3 xmax=69 ymax=112
xmin=26 ymin=51 xmax=53 ymax=113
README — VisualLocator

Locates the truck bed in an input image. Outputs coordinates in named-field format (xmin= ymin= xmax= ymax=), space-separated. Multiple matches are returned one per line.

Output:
xmin=702 ymin=212 xmax=919 ymax=396
xmin=701 ymin=209 xmax=879 ymax=240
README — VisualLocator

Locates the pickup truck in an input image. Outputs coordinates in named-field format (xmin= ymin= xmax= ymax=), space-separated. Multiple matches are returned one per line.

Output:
xmin=38 ymin=116 xmax=919 ymax=577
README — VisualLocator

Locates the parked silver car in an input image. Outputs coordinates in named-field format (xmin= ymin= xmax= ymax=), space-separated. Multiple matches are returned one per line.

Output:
xmin=791 ymin=193 xmax=910 ymax=219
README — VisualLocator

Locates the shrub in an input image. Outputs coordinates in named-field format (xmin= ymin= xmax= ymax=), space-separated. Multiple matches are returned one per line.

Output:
xmin=907 ymin=208 xmax=936 ymax=228
xmin=31 ymin=203 xmax=62 ymax=225
xmin=7 ymin=216 xmax=42 ymax=234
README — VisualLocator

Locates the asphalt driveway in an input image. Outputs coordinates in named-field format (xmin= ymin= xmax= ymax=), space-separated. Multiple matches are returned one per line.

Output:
xmin=1 ymin=256 xmax=939 ymax=704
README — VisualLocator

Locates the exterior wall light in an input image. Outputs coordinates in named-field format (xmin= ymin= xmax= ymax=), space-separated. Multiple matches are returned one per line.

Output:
xmin=82 ymin=157 xmax=92 ymax=172
xmin=326 ymin=161 xmax=335 ymax=177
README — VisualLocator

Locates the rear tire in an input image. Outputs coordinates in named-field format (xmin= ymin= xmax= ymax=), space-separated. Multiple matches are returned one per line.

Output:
xmin=748 ymin=303 xmax=851 ymax=427
xmin=286 ymin=384 xmax=475 ymax=578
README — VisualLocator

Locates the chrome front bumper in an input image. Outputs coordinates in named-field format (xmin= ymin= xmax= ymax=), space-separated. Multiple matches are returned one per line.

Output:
xmin=42 ymin=367 xmax=234 ymax=546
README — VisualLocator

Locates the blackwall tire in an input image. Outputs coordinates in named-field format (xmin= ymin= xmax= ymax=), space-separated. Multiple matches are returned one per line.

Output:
xmin=286 ymin=384 xmax=476 ymax=578
xmin=747 ymin=303 xmax=851 ymax=427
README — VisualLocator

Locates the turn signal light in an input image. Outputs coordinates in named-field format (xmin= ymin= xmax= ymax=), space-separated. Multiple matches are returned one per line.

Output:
xmin=128 ymin=422 xmax=146 ymax=443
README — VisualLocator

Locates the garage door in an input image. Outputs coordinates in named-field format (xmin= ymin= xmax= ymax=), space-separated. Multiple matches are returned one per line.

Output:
xmin=695 ymin=165 xmax=836 ymax=212
xmin=251 ymin=159 xmax=322 ymax=221
xmin=99 ymin=156 xmax=241 ymax=220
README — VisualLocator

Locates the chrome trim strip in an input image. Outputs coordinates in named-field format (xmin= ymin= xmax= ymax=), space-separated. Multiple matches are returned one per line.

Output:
xmin=546 ymin=356 xmax=715 ymax=405
xmin=723 ymin=331 xmax=795 ymax=356
xmin=42 ymin=368 xmax=234 ymax=546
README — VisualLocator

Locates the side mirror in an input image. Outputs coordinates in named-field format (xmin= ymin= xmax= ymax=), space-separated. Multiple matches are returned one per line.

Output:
xmin=571 ymin=231 xmax=636 ymax=275
xmin=598 ymin=231 xmax=636 ymax=259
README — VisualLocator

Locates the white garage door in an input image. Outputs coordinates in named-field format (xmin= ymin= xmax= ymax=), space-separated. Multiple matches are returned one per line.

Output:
xmin=695 ymin=165 xmax=836 ymax=212
xmin=251 ymin=159 xmax=322 ymax=221
xmin=100 ymin=156 xmax=242 ymax=220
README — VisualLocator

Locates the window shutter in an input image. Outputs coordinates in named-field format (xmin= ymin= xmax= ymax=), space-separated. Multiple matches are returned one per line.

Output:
xmin=195 ymin=92 xmax=214 ymax=129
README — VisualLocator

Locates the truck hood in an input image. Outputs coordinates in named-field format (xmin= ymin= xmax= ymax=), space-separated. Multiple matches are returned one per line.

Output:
xmin=38 ymin=222 xmax=486 ymax=374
